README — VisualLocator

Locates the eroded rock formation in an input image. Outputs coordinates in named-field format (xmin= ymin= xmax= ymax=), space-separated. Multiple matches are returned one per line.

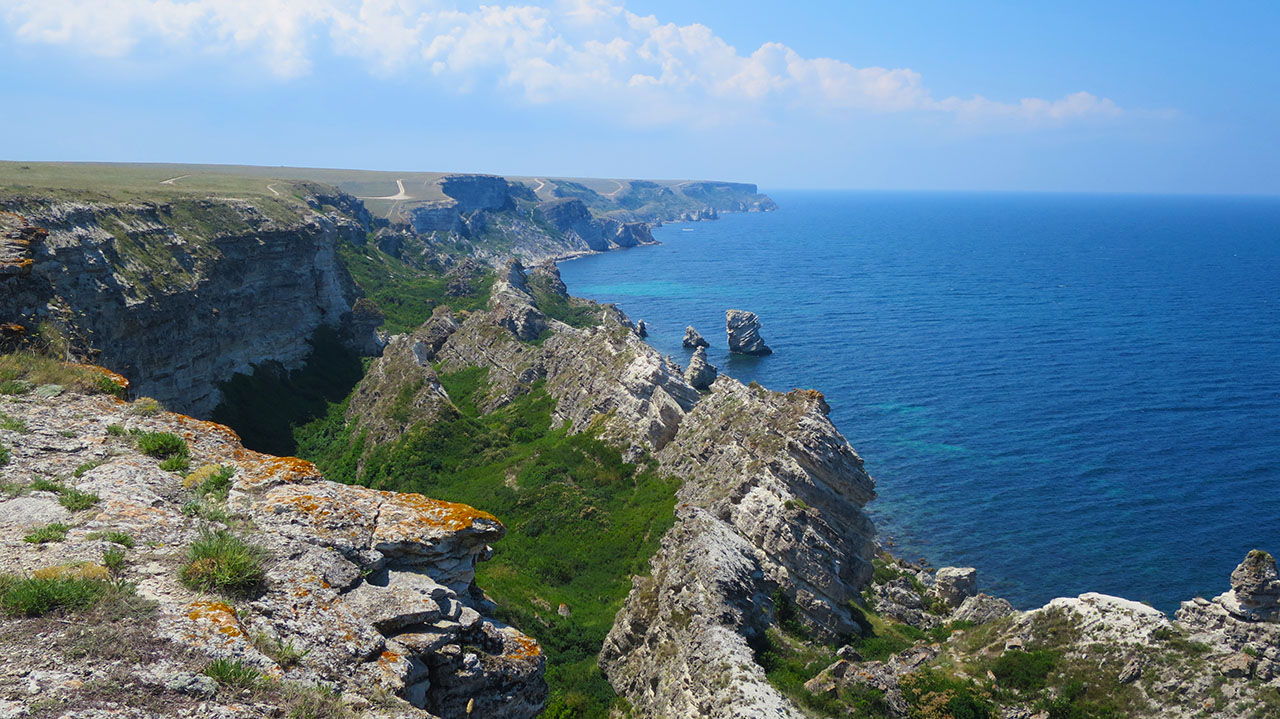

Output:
xmin=726 ymin=309 xmax=772 ymax=355
xmin=682 ymin=325 xmax=709 ymax=349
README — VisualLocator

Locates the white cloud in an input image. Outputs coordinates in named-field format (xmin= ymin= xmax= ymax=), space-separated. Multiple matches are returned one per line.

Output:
xmin=0 ymin=0 xmax=1125 ymax=126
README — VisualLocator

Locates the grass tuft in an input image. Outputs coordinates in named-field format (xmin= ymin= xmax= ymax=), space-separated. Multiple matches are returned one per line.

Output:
xmin=203 ymin=658 xmax=263 ymax=688
xmin=179 ymin=528 xmax=266 ymax=596
xmin=136 ymin=431 xmax=187 ymax=458
xmin=58 ymin=488 xmax=100 ymax=511
xmin=0 ymin=574 xmax=111 ymax=616
xmin=24 ymin=522 xmax=70 ymax=544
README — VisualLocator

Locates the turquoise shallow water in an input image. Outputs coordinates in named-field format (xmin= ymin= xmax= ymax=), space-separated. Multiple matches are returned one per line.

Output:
xmin=558 ymin=191 xmax=1280 ymax=612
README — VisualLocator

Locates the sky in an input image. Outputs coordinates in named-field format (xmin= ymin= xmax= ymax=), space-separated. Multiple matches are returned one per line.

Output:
xmin=0 ymin=0 xmax=1276 ymax=194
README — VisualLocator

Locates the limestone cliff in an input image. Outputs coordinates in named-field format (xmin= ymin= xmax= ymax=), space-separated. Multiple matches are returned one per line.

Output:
xmin=0 ymin=374 xmax=545 ymax=718
xmin=0 ymin=189 xmax=375 ymax=417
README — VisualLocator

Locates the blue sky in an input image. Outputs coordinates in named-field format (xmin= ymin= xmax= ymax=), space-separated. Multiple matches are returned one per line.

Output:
xmin=0 ymin=0 xmax=1275 ymax=193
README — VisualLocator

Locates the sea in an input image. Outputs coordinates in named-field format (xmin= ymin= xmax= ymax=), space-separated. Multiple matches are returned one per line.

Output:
xmin=557 ymin=191 xmax=1280 ymax=613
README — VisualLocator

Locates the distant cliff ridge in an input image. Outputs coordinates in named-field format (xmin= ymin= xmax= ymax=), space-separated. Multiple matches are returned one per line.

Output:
xmin=0 ymin=162 xmax=775 ymax=413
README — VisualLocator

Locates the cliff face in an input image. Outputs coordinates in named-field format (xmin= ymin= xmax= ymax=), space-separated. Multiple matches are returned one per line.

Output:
xmin=0 ymin=378 xmax=545 ymax=718
xmin=0 ymin=191 xmax=375 ymax=417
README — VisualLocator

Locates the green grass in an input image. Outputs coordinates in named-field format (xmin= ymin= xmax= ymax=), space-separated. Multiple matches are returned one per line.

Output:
xmin=72 ymin=459 xmax=105 ymax=477
xmin=336 ymin=242 xmax=494 ymax=334
xmin=991 ymin=649 xmax=1059 ymax=692
xmin=30 ymin=477 xmax=62 ymax=493
xmin=24 ymin=523 xmax=70 ymax=543
xmin=0 ymin=412 xmax=28 ymax=433
xmin=754 ymin=628 xmax=889 ymax=717
xmin=136 ymin=431 xmax=187 ymax=458
xmin=58 ymin=488 xmax=100 ymax=511
xmin=179 ymin=529 xmax=267 ymax=596
xmin=0 ymin=444 xmax=9 ymax=466
xmin=88 ymin=531 xmax=135 ymax=548
xmin=196 ymin=465 xmax=236 ymax=501
xmin=526 ymin=273 xmax=600 ymax=329
xmin=210 ymin=327 xmax=365 ymax=457
xmin=203 ymin=658 xmax=263 ymax=688
xmin=159 ymin=455 xmax=191 ymax=473
xmin=0 ymin=574 xmax=114 ymax=616
xmin=302 ymin=376 xmax=679 ymax=719
xmin=102 ymin=547 xmax=127 ymax=573
xmin=0 ymin=353 xmax=128 ymax=399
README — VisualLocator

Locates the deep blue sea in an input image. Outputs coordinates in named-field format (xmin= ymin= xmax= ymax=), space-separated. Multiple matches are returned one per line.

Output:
xmin=557 ymin=191 xmax=1280 ymax=613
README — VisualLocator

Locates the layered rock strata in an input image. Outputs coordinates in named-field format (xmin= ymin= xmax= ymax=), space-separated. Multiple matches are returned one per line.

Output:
xmin=726 ymin=309 xmax=772 ymax=355
xmin=0 ymin=193 xmax=375 ymax=416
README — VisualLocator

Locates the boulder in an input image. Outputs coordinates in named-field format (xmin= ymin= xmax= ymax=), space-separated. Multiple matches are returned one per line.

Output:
xmin=637 ymin=320 xmax=648 ymax=337
xmin=725 ymin=310 xmax=772 ymax=355
xmin=1222 ymin=550 xmax=1280 ymax=621
xmin=682 ymin=326 xmax=709 ymax=349
xmin=952 ymin=593 xmax=1016 ymax=625
xmin=684 ymin=347 xmax=717 ymax=391
xmin=933 ymin=567 xmax=978 ymax=608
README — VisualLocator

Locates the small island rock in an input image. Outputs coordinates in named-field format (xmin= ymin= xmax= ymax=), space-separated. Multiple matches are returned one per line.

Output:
xmin=725 ymin=309 xmax=772 ymax=355
xmin=682 ymin=326 xmax=710 ymax=349
xmin=637 ymin=319 xmax=648 ymax=337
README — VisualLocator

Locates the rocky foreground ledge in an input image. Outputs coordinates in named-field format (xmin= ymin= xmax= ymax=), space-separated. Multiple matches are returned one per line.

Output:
xmin=0 ymin=377 xmax=545 ymax=718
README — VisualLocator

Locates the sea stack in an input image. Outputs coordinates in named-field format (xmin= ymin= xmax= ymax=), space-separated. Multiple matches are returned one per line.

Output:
xmin=637 ymin=319 xmax=648 ymax=337
xmin=684 ymin=347 xmax=718 ymax=390
xmin=725 ymin=309 xmax=772 ymax=355
xmin=682 ymin=326 xmax=709 ymax=349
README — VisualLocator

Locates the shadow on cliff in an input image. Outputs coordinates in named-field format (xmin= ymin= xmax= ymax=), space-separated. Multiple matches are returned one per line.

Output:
xmin=210 ymin=326 xmax=365 ymax=456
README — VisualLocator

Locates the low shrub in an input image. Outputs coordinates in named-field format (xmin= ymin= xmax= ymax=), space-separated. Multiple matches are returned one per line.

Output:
xmin=179 ymin=529 xmax=266 ymax=596
xmin=24 ymin=523 xmax=70 ymax=544
xmin=900 ymin=669 xmax=994 ymax=719
xmin=129 ymin=397 xmax=164 ymax=417
xmin=106 ymin=424 xmax=126 ymax=436
xmin=991 ymin=648 xmax=1058 ymax=692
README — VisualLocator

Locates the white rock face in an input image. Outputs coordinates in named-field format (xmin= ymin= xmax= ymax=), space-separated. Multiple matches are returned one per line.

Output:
xmin=1029 ymin=593 xmax=1173 ymax=645
xmin=725 ymin=309 xmax=772 ymax=355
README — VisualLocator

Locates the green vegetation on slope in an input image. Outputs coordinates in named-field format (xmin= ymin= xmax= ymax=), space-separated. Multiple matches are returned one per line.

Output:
xmin=301 ymin=369 xmax=679 ymax=719
xmin=337 ymin=242 xmax=494 ymax=334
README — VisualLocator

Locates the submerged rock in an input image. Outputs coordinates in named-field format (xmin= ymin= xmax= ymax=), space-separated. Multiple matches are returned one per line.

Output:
xmin=684 ymin=347 xmax=717 ymax=390
xmin=682 ymin=325 xmax=709 ymax=349
xmin=725 ymin=309 xmax=772 ymax=355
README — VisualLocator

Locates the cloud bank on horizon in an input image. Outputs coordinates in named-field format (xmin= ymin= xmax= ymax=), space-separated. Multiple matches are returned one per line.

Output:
xmin=2 ymin=0 xmax=1121 ymax=128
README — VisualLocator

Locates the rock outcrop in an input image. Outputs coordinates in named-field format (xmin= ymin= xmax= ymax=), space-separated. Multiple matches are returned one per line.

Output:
xmin=726 ymin=309 xmax=772 ymax=355
xmin=682 ymin=325 xmax=709 ymax=349
xmin=602 ymin=379 xmax=877 ymax=717
xmin=684 ymin=346 xmax=717 ymax=390
xmin=1221 ymin=550 xmax=1280 ymax=621
xmin=0 ymin=380 xmax=546 ymax=718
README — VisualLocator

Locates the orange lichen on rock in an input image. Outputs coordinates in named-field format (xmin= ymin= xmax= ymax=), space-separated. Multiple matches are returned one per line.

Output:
xmin=376 ymin=490 xmax=502 ymax=537
xmin=240 ymin=456 xmax=323 ymax=488
xmin=186 ymin=601 xmax=245 ymax=639
xmin=506 ymin=632 xmax=543 ymax=659
xmin=67 ymin=363 xmax=131 ymax=393
xmin=0 ymin=323 xmax=25 ymax=335
xmin=171 ymin=413 xmax=244 ymax=446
